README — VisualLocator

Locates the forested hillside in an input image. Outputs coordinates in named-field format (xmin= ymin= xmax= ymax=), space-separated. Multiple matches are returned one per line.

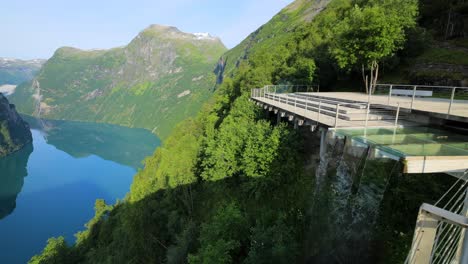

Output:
xmin=30 ymin=0 xmax=467 ymax=263
xmin=10 ymin=25 xmax=226 ymax=138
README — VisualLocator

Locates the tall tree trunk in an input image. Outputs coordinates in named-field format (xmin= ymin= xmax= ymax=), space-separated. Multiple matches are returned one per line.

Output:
xmin=445 ymin=8 xmax=453 ymax=40
xmin=362 ymin=64 xmax=369 ymax=94
xmin=369 ymin=63 xmax=374 ymax=94
xmin=372 ymin=62 xmax=379 ymax=94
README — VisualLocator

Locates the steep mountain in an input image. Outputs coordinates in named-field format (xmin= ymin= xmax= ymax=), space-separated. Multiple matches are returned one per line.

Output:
xmin=10 ymin=25 xmax=226 ymax=138
xmin=0 ymin=94 xmax=32 ymax=157
xmin=0 ymin=58 xmax=44 ymax=86
xmin=221 ymin=0 xmax=332 ymax=78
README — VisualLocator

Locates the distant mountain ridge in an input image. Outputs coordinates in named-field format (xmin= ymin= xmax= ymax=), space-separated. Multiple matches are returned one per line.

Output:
xmin=0 ymin=57 xmax=45 ymax=86
xmin=10 ymin=25 xmax=227 ymax=138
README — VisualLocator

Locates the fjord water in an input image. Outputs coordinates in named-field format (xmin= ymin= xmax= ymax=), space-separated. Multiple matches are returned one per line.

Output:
xmin=0 ymin=117 xmax=160 ymax=264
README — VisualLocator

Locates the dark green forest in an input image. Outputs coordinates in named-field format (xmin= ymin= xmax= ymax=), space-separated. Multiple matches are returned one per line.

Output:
xmin=30 ymin=0 xmax=467 ymax=263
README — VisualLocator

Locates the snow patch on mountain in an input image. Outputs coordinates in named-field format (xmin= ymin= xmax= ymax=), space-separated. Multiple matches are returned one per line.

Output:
xmin=193 ymin=32 xmax=217 ymax=40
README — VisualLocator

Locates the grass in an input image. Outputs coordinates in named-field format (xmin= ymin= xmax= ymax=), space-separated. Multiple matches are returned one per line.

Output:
xmin=450 ymin=38 xmax=468 ymax=49
xmin=417 ymin=47 xmax=468 ymax=65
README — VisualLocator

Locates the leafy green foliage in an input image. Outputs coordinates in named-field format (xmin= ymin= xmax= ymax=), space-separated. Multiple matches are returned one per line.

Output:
xmin=29 ymin=237 xmax=69 ymax=264
xmin=189 ymin=202 xmax=247 ymax=264
xmin=331 ymin=1 xmax=418 ymax=69
xmin=330 ymin=0 xmax=418 ymax=91
xmin=245 ymin=215 xmax=299 ymax=264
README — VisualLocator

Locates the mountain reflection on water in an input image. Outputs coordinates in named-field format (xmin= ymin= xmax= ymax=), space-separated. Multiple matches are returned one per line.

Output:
xmin=23 ymin=115 xmax=160 ymax=169
xmin=0 ymin=143 xmax=33 ymax=220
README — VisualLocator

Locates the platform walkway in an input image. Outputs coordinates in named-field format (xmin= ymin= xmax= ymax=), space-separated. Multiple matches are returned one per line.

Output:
xmin=309 ymin=91 xmax=468 ymax=119
xmin=253 ymin=92 xmax=412 ymax=129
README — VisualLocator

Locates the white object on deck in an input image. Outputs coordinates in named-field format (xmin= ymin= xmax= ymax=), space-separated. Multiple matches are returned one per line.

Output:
xmin=391 ymin=89 xmax=433 ymax=97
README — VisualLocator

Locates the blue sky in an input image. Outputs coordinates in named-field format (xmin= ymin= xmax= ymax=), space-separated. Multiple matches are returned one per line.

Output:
xmin=2 ymin=0 xmax=294 ymax=59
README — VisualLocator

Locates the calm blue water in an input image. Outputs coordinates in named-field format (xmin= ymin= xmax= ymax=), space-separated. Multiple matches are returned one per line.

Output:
xmin=0 ymin=118 xmax=160 ymax=264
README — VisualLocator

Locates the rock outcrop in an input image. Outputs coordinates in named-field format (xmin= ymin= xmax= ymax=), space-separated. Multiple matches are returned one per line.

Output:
xmin=0 ymin=93 xmax=32 ymax=157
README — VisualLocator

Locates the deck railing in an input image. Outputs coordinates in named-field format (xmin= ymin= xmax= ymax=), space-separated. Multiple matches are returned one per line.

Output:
xmin=251 ymin=86 xmax=401 ymax=130
xmin=253 ymin=84 xmax=468 ymax=120
xmin=406 ymin=171 xmax=468 ymax=264
xmin=373 ymin=84 xmax=468 ymax=119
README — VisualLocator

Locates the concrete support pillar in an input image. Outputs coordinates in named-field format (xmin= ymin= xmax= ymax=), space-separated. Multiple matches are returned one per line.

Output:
xmin=320 ymin=127 xmax=328 ymax=158
xmin=294 ymin=119 xmax=298 ymax=129
xmin=277 ymin=112 xmax=281 ymax=124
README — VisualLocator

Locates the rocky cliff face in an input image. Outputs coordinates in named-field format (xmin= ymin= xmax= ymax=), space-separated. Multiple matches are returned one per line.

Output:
xmin=0 ymin=94 xmax=32 ymax=157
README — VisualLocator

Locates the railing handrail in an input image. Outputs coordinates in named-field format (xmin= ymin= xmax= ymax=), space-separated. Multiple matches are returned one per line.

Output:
xmin=278 ymin=93 xmax=369 ymax=107
xmin=263 ymin=84 xmax=320 ymax=87
xmin=376 ymin=83 xmax=468 ymax=90
xmin=420 ymin=203 xmax=468 ymax=228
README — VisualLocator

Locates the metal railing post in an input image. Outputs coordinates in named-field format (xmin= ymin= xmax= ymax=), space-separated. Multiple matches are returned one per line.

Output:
xmin=447 ymin=87 xmax=457 ymax=118
xmin=455 ymin=187 xmax=468 ymax=263
xmin=388 ymin=85 xmax=393 ymax=105
xmin=364 ymin=103 xmax=370 ymax=136
xmin=335 ymin=104 xmax=340 ymax=128
xmin=305 ymin=99 xmax=308 ymax=117
xmin=411 ymin=85 xmax=417 ymax=110
xmin=394 ymin=103 xmax=401 ymax=128
xmin=317 ymin=100 xmax=321 ymax=125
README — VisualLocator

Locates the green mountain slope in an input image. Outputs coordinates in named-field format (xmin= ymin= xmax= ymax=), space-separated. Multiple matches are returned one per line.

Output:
xmin=221 ymin=0 xmax=332 ymax=78
xmin=0 ymin=58 xmax=44 ymax=86
xmin=10 ymin=25 xmax=226 ymax=138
